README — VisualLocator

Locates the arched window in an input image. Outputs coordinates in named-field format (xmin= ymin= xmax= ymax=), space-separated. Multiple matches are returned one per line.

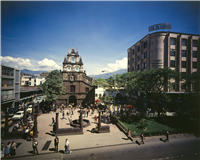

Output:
xmin=70 ymin=85 xmax=75 ymax=92
xmin=85 ymin=87 xmax=89 ymax=92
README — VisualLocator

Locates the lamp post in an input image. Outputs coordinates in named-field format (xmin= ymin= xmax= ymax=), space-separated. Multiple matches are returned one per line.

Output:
xmin=102 ymin=70 xmax=116 ymax=116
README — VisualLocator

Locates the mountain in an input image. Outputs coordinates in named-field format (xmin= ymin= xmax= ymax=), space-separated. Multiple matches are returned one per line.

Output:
xmin=88 ymin=69 xmax=127 ymax=79
xmin=20 ymin=69 xmax=46 ymax=75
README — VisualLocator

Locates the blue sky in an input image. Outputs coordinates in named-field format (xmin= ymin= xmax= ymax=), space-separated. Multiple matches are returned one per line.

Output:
xmin=1 ymin=1 xmax=199 ymax=75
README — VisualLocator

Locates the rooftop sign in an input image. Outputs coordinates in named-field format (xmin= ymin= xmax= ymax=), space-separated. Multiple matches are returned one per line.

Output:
xmin=148 ymin=23 xmax=171 ymax=32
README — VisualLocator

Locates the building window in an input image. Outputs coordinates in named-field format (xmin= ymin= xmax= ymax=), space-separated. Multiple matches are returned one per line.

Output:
xmin=193 ymin=62 xmax=197 ymax=68
xmin=34 ymin=79 xmax=36 ymax=82
xmin=182 ymin=61 xmax=186 ymax=68
xmin=75 ymin=67 xmax=79 ymax=72
xmin=170 ymin=49 xmax=175 ymax=56
xmin=70 ymin=76 xmax=74 ymax=81
xmin=144 ymin=62 xmax=147 ymax=69
xmin=70 ymin=85 xmax=75 ymax=92
xmin=132 ymin=58 xmax=135 ymax=63
xmin=2 ymin=79 xmax=13 ymax=87
xmin=1 ymin=90 xmax=14 ymax=101
xmin=128 ymin=60 xmax=130 ymax=65
xmin=181 ymin=50 xmax=186 ymax=57
xmin=172 ymin=83 xmax=175 ymax=90
xmin=133 ymin=50 xmax=135 ymax=55
xmin=86 ymin=87 xmax=89 ymax=92
xmin=170 ymin=38 xmax=176 ymax=45
xmin=170 ymin=60 xmax=175 ymax=67
xmin=142 ymin=54 xmax=144 ymax=59
xmin=182 ymin=39 xmax=187 ymax=46
xmin=1 ymin=67 xmax=14 ymax=76
xmin=144 ymin=41 xmax=147 ymax=48
xmin=181 ymin=72 xmax=187 ymax=79
xmin=181 ymin=83 xmax=186 ymax=90
xmin=142 ymin=63 xmax=144 ymax=69
xmin=138 ymin=55 xmax=140 ymax=61
xmin=128 ymin=52 xmax=130 ymax=57
xmin=138 ymin=46 xmax=140 ymax=52
xmin=128 ymin=68 xmax=130 ymax=72
xmin=144 ymin=52 xmax=147 ymax=58
xmin=193 ymin=40 xmax=197 ymax=47
xmin=132 ymin=66 xmax=134 ymax=71
xmin=71 ymin=57 xmax=75 ymax=63
xmin=137 ymin=65 xmax=140 ymax=70
xmin=193 ymin=51 xmax=197 ymax=58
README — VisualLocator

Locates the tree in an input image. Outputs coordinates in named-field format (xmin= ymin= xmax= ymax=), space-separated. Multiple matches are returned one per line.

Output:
xmin=126 ymin=68 xmax=179 ymax=116
xmin=93 ymin=78 xmax=108 ymax=88
xmin=40 ymin=70 xmax=65 ymax=104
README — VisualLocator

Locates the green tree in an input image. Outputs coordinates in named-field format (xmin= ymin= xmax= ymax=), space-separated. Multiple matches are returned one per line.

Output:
xmin=93 ymin=78 xmax=108 ymax=88
xmin=40 ymin=70 xmax=65 ymax=104
xmin=126 ymin=68 xmax=178 ymax=116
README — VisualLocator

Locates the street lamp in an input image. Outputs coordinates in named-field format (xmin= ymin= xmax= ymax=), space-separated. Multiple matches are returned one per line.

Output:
xmin=102 ymin=70 xmax=116 ymax=116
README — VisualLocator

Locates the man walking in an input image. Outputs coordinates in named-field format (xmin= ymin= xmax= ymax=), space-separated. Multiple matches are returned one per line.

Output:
xmin=64 ymin=139 xmax=72 ymax=154
xmin=50 ymin=117 xmax=55 ymax=126
xmin=164 ymin=130 xmax=169 ymax=142
xmin=32 ymin=139 xmax=39 ymax=155
xmin=140 ymin=133 xmax=145 ymax=144
xmin=54 ymin=136 xmax=59 ymax=152
xmin=62 ymin=111 xmax=65 ymax=119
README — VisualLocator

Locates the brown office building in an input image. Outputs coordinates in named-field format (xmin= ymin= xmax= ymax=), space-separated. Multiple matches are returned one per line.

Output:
xmin=127 ymin=31 xmax=200 ymax=92
xmin=57 ymin=47 xmax=96 ymax=107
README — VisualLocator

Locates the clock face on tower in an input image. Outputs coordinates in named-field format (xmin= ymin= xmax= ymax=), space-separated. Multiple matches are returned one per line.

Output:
xmin=75 ymin=67 xmax=79 ymax=72
xmin=67 ymin=66 xmax=71 ymax=71
xmin=71 ymin=57 xmax=75 ymax=63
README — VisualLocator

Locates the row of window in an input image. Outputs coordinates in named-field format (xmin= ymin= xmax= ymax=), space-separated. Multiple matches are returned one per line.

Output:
xmin=170 ymin=61 xmax=197 ymax=68
xmin=70 ymin=85 xmax=89 ymax=93
xmin=132 ymin=62 xmax=147 ymax=71
xmin=170 ymin=38 xmax=198 ymax=47
xmin=1 ymin=67 xmax=14 ymax=76
xmin=1 ymin=79 xmax=13 ymax=87
xmin=67 ymin=66 xmax=79 ymax=72
xmin=131 ymin=52 xmax=147 ymax=64
xmin=1 ymin=90 xmax=14 ymax=101
xmin=170 ymin=50 xmax=197 ymax=58
xmin=128 ymin=41 xmax=148 ymax=57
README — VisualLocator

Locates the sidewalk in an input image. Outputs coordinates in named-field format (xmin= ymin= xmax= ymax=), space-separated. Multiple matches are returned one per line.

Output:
xmin=1 ymin=108 xmax=196 ymax=158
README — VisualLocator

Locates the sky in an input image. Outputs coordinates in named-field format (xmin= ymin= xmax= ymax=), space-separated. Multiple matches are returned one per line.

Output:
xmin=1 ymin=1 xmax=200 ymax=75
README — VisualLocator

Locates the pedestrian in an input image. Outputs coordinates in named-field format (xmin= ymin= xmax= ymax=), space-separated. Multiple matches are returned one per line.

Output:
xmin=164 ymin=130 xmax=169 ymax=142
xmin=50 ymin=117 xmax=55 ymax=126
xmin=1 ymin=143 xmax=5 ymax=158
xmin=30 ymin=130 xmax=34 ymax=141
xmin=87 ymin=110 xmax=89 ymax=117
xmin=5 ymin=142 xmax=11 ymax=157
xmin=127 ymin=129 xmax=131 ymax=141
xmin=32 ymin=139 xmax=39 ymax=155
xmin=62 ymin=111 xmax=65 ymax=119
xmin=24 ymin=127 xmax=29 ymax=140
xmin=52 ymin=123 xmax=56 ymax=134
xmin=10 ymin=141 xmax=16 ymax=156
xmin=54 ymin=136 xmax=59 ymax=152
xmin=140 ymin=133 xmax=145 ymax=144
xmin=94 ymin=115 xmax=97 ymax=123
xmin=64 ymin=139 xmax=72 ymax=154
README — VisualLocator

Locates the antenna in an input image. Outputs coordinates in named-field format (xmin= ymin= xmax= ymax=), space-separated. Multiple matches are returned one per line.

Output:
xmin=73 ymin=38 xmax=74 ymax=47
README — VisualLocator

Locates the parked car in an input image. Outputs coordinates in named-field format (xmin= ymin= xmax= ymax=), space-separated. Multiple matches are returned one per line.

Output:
xmin=5 ymin=108 xmax=18 ymax=117
xmin=12 ymin=111 xmax=24 ymax=121
xmin=26 ymin=105 xmax=33 ymax=114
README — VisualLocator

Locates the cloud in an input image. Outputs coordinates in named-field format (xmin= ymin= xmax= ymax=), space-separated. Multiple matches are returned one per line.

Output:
xmin=1 ymin=56 xmax=62 ymax=71
xmin=1 ymin=56 xmax=34 ymax=70
xmin=90 ymin=57 xmax=127 ymax=75
xmin=38 ymin=58 xmax=61 ymax=70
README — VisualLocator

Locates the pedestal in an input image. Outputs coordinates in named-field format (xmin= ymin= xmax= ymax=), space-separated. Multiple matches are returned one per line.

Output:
xmin=56 ymin=113 xmax=59 ymax=131
xmin=33 ymin=114 xmax=38 ymax=138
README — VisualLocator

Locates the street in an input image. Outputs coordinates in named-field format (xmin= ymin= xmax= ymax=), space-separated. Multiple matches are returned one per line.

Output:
xmin=8 ymin=135 xmax=199 ymax=160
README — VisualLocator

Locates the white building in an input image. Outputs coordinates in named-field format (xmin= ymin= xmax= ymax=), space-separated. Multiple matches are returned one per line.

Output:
xmin=95 ymin=86 xmax=105 ymax=98
xmin=29 ymin=77 xmax=45 ymax=86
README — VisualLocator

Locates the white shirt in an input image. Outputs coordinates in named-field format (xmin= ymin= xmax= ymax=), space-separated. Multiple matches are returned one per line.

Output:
xmin=65 ymin=141 xmax=69 ymax=146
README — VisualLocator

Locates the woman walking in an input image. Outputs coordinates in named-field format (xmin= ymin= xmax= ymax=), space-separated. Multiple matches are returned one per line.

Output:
xmin=5 ymin=142 xmax=11 ymax=157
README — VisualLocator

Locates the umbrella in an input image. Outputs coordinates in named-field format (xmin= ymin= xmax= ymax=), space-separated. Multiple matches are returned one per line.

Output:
xmin=95 ymin=99 xmax=101 ymax=103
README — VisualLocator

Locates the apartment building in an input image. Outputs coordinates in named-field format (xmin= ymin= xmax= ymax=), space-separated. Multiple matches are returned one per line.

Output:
xmin=127 ymin=31 xmax=199 ymax=92
xmin=1 ymin=65 xmax=20 ymax=110
xmin=28 ymin=76 xmax=45 ymax=86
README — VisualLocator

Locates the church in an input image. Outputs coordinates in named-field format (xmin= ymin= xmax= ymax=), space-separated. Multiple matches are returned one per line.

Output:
xmin=57 ymin=47 xmax=96 ymax=107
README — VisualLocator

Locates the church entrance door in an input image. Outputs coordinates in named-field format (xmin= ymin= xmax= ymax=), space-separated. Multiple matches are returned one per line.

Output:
xmin=69 ymin=96 xmax=77 ymax=107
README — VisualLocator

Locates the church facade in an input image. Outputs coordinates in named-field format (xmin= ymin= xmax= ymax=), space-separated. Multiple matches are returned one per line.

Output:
xmin=57 ymin=47 xmax=96 ymax=107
